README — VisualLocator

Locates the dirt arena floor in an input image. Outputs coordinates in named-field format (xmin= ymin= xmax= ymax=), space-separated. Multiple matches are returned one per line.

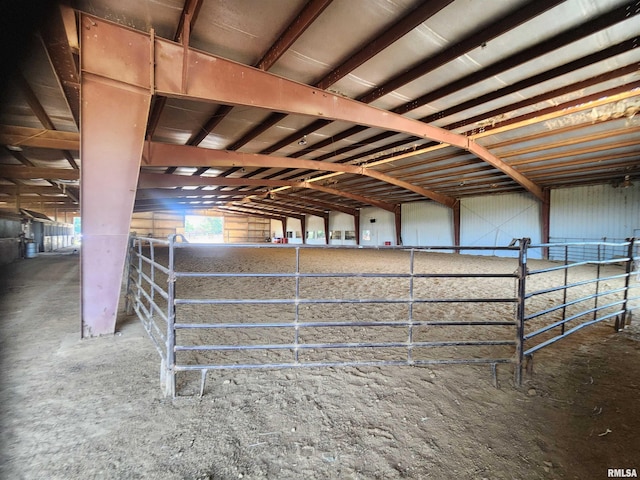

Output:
xmin=1 ymin=247 xmax=639 ymax=480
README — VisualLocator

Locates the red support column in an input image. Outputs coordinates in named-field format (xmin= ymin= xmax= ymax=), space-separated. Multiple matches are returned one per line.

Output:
xmin=354 ymin=211 xmax=360 ymax=246
xmin=80 ymin=16 xmax=151 ymax=337
xmin=394 ymin=204 xmax=402 ymax=246
xmin=323 ymin=214 xmax=330 ymax=245
xmin=541 ymin=188 xmax=551 ymax=259
xmin=453 ymin=200 xmax=461 ymax=252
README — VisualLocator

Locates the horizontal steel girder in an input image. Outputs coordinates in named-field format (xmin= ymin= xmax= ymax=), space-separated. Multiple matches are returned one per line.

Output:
xmin=80 ymin=14 xmax=544 ymax=202
xmin=138 ymin=172 xmax=395 ymax=212
xmin=143 ymin=142 xmax=455 ymax=208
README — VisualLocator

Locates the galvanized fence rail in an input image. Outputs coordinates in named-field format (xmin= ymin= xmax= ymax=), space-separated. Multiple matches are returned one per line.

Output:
xmin=126 ymin=236 xmax=638 ymax=397
xmin=522 ymin=239 xmax=639 ymax=368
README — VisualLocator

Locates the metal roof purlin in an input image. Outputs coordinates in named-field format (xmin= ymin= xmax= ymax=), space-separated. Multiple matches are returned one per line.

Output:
xmin=149 ymin=41 xmax=542 ymax=200
xmin=142 ymin=142 xmax=457 ymax=208
xmin=137 ymin=172 xmax=396 ymax=212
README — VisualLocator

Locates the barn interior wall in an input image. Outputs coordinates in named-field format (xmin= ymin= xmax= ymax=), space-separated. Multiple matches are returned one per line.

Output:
xmin=550 ymin=183 xmax=640 ymax=242
xmin=329 ymin=212 xmax=357 ymax=245
xmin=0 ymin=217 xmax=22 ymax=265
xmin=359 ymin=208 xmax=396 ymax=246
xmin=401 ymin=202 xmax=454 ymax=246
xmin=130 ymin=212 xmax=185 ymax=238
xmin=223 ymin=215 xmax=270 ymax=243
xmin=305 ymin=215 xmax=327 ymax=245
xmin=459 ymin=193 xmax=543 ymax=258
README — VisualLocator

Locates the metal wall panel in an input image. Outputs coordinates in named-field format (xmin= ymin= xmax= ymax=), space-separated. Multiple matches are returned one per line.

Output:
xmin=401 ymin=201 xmax=453 ymax=246
xmin=305 ymin=215 xmax=326 ymax=245
xmin=285 ymin=217 xmax=304 ymax=244
xmin=550 ymin=183 xmax=640 ymax=242
xmin=359 ymin=207 xmax=395 ymax=246
xmin=329 ymin=212 xmax=357 ymax=245
xmin=460 ymin=193 xmax=542 ymax=258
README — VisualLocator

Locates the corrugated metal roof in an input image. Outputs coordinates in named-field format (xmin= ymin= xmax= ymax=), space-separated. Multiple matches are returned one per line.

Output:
xmin=0 ymin=0 xmax=637 ymax=217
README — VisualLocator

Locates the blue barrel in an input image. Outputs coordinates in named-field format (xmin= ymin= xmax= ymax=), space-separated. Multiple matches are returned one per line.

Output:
xmin=25 ymin=242 xmax=37 ymax=258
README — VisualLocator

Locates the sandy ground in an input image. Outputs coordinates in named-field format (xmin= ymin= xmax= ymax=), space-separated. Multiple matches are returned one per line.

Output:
xmin=0 ymin=247 xmax=639 ymax=480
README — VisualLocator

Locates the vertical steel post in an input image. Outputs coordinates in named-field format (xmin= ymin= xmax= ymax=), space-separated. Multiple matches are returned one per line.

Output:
xmin=80 ymin=15 xmax=152 ymax=337
xmin=294 ymin=247 xmax=300 ymax=363
xmin=407 ymin=248 xmax=415 ymax=364
xmin=515 ymin=238 xmax=530 ymax=387
xmin=453 ymin=201 xmax=460 ymax=253
xmin=561 ymin=244 xmax=568 ymax=334
xmin=166 ymin=235 xmax=177 ymax=397
xmin=124 ymin=236 xmax=133 ymax=315
xmin=149 ymin=239 xmax=156 ymax=316
xmin=620 ymin=238 xmax=636 ymax=328
xmin=594 ymin=244 xmax=601 ymax=322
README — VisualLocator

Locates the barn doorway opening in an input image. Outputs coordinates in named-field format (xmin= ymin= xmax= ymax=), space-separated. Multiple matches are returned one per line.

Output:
xmin=184 ymin=215 xmax=224 ymax=243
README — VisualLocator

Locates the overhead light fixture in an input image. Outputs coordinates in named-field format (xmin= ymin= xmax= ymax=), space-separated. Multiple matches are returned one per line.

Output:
xmin=298 ymin=135 xmax=307 ymax=146
xmin=620 ymin=175 xmax=633 ymax=188
xmin=6 ymin=145 xmax=23 ymax=152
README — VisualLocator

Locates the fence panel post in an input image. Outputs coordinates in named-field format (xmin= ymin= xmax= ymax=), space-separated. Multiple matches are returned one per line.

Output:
xmin=515 ymin=238 xmax=530 ymax=387
xmin=125 ymin=236 xmax=133 ymax=315
xmin=620 ymin=237 xmax=636 ymax=329
xmin=166 ymin=235 xmax=177 ymax=397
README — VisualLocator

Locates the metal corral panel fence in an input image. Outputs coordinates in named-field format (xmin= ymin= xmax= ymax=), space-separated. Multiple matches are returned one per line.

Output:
xmin=126 ymin=236 xmax=639 ymax=397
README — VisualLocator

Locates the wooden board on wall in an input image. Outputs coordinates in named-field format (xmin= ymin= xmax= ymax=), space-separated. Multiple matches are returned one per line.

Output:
xmin=223 ymin=215 xmax=270 ymax=243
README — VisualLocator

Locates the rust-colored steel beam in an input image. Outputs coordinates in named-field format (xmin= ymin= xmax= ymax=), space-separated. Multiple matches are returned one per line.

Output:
xmin=73 ymin=15 xmax=544 ymax=201
xmin=323 ymin=214 xmax=330 ymax=245
xmin=0 ymin=166 xmax=79 ymax=180
xmin=251 ymin=0 xmax=562 ymax=156
xmin=362 ymin=0 xmax=566 ymax=105
xmin=154 ymin=34 xmax=542 ymax=199
xmin=0 ymin=125 xmax=79 ymax=150
xmin=256 ymin=0 xmax=333 ymax=70
xmin=398 ymin=2 xmax=639 ymax=115
xmin=136 ymin=189 xmax=247 ymax=201
xmin=217 ymin=204 xmax=293 ymax=223
xmin=189 ymin=0 xmax=330 ymax=151
xmin=0 ymin=185 xmax=61 ymax=194
xmin=315 ymin=0 xmax=453 ymax=90
xmin=142 ymin=142 xmax=457 ymax=207
xmin=248 ymin=197 xmax=326 ymax=218
xmin=137 ymin=172 xmax=392 ymax=211
xmin=269 ymin=192 xmax=358 ymax=216
xmin=422 ymin=38 xmax=639 ymax=125
xmin=40 ymin=5 xmax=80 ymax=127
xmin=175 ymin=0 xmax=204 ymax=43
xmin=80 ymin=14 xmax=152 ymax=337
xmin=14 ymin=73 xmax=80 ymax=169
xmin=394 ymin=205 xmax=402 ymax=246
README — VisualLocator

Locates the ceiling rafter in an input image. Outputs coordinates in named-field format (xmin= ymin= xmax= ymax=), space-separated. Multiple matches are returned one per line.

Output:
xmin=13 ymin=72 xmax=78 ymax=170
xmin=306 ymin=77 xmax=640 ymax=181
xmin=224 ymin=0 xmax=454 ymax=159
xmin=216 ymin=204 xmax=296 ymax=223
xmin=268 ymin=11 xmax=638 ymax=184
xmin=265 ymin=192 xmax=357 ymax=216
xmin=245 ymin=0 xmax=564 ymax=160
xmin=39 ymin=5 xmax=80 ymax=127
xmin=142 ymin=142 xmax=456 ymax=207
xmin=0 ymin=166 xmax=78 ymax=181
xmin=137 ymin=172 xmax=393 ymax=211
xmin=187 ymin=0 xmax=332 ymax=155
xmin=147 ymin=0 xmax=204 ymax=150
xmin=239 ymin=198 xmax=327 ymax=219
xmin=422 ymin=37 xmax=639 ymax=125
xmin=136 ymin=37 xmax=542 ymax=200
